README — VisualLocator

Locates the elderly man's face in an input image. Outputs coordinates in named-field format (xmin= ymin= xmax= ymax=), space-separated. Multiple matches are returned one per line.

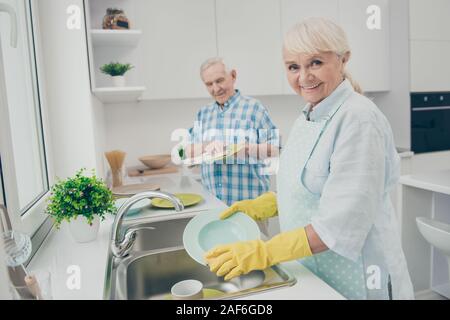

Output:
xmin=201 ymin=63 xmax=236 ymax=105
xmin=283 ymin=49 xmax=349 ymax=107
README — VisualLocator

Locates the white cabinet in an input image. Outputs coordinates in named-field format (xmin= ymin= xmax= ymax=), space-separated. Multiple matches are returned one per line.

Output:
xmin=409 ymin=0 xmax=450 ymax=41
xmin=216 ymin=0 xmax=284 ymax=96
xmin=281 ymin=0 xmax=339 ymax=32
xmin=338 ymin=0 xmax=390 ymax=92
xmin=136 ymin=0 xmax=217 ymax=100
xmin=86 ymin=0 xmax=392 ymax=100
xmin=409 ymin=0 xmax=450 ymax=92
xmin=410 ymin=41 xmax=450 ymax=92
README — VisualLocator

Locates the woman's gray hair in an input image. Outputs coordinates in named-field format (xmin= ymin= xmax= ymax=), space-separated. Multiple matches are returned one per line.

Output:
xmin=283 ymin=17 xmax=362 ymax=94
xmin=200 ymin=57 xmax=234 ymax=77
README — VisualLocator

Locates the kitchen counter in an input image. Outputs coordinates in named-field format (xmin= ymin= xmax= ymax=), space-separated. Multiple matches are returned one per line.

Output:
xmin=28 ymin=174 xmax=344 ymax=300
xmin=399 ymin=170 xmax=450 ymax=195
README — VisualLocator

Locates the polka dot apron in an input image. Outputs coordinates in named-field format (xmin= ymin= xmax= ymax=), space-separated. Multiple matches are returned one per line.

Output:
xmin=277 ymin=101 xmax=367 ymax=300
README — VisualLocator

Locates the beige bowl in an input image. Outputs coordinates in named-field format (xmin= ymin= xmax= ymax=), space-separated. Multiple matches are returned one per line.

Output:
xmin=139 ymin=154 xmax=172 ymax=169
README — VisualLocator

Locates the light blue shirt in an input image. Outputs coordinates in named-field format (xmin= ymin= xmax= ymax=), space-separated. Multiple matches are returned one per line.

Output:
xmin=275 ymin=79 xmax=414 ymax=299
xmin=189 ymin=90 xmax=279 ymax=205
xmin=296 ymin=80 xmax=413 ymax=299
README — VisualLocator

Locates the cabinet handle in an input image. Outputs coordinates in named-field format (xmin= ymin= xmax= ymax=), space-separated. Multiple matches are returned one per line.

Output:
xmin=412 ymin=106 xmax=450 ymax=112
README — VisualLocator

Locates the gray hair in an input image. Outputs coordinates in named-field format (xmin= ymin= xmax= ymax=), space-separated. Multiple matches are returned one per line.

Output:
xmin=284 ymin=17 xmax=362 ymax=94
xmin=200 ymin=57 xmax=234 ymax=77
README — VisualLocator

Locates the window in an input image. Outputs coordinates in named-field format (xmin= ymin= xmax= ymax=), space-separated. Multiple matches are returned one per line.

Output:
xmin=0 ymin=0 xmax=52 ymax=238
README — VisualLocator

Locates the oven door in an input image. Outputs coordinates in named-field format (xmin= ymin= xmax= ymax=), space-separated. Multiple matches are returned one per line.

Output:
xmin=411 ymin=105 xmax=450 ymax=153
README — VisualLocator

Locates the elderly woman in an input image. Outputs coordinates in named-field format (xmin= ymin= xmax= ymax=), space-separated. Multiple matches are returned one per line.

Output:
xmin=204 ymin=17 xmax=414 ymax=300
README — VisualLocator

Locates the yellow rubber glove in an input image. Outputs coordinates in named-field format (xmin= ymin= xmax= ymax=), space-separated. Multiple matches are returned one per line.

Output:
xmin=220 ymin=192 xmax=278 ymax=221
xmin=204 ymin=227 xmax=313 ymax=280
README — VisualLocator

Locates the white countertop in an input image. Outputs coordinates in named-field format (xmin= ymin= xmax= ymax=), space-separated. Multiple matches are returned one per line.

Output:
xmin=28 ymin=173 xmax=344 ymax=300
xmin=399 ymin=169 xmax=450 ymax=195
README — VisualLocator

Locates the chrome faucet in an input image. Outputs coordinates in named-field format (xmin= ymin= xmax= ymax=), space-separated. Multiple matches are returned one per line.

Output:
xmin=110 ymin=191 xmax=184 ymax=258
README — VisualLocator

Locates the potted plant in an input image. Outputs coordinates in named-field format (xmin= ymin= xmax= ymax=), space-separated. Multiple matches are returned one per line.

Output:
xmin=46 ymin=168 xmax=116 ymax=243
xmin=100 ymin=62 xmax=134 ymax=87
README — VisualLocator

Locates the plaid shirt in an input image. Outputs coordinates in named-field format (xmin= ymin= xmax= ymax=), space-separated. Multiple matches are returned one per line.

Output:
xmin=189 ymin=90 xmax=279 ymax=205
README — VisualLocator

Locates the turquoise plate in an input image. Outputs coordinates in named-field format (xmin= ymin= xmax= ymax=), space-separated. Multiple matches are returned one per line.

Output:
xmin=183 ymin=209 xmax=260 ymax=265
xmin=114 ymin=198 xmax=151 ymax=216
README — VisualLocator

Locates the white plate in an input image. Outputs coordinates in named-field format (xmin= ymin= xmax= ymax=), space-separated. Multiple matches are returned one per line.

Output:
xmin=183 ymin=209 xmax=260 ymax=265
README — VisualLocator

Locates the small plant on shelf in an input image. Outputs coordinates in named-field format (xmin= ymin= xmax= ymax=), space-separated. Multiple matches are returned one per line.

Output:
xmin=100 ymin=62 xmax=134 ymax=76
xmin=100 ymin=62 xmax=134 ymax=87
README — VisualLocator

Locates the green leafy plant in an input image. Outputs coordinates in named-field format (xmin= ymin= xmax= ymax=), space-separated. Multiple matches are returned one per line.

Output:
xmin=46 ymin=168 xmax=116 ymax=228
xmin=100 ymin=62 xmax=134 ymax=76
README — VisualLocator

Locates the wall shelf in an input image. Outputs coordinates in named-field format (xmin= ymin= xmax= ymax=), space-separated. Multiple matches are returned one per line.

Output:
xmin=90 ymin=29 xmax=142 ymax=47
xmin=92 ymin=86 xmax=146 ymax=103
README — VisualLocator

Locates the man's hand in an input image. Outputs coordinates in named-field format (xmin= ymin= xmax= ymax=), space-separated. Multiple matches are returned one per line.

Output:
xmin=204 ymin=140 xmax=226 ymax=157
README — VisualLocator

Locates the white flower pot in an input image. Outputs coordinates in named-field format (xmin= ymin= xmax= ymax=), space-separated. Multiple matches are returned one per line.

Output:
xmin=68 ymin=215 xmax=100 ymax=243
xmin=112 ymin=75 xmax=125 ymax=87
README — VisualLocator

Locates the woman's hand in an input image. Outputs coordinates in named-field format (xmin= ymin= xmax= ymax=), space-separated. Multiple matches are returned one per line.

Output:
xmin=204 ymin=227 xmax=314 ymax=280
xmin=204 ymin=240 xmax=269 ymax=281
xmin=220 ymin=192 xmax=278 ymax=221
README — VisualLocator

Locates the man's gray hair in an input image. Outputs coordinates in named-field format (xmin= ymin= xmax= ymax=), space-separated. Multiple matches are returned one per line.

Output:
xmin=200 ymin=57 xmax=233 ymax=76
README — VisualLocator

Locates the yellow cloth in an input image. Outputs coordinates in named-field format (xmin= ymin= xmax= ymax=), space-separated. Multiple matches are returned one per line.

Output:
xmin=220 ymin=192 xmax=278 ymax=221
xmin=205 ymin=227 xmax=313 ymax=280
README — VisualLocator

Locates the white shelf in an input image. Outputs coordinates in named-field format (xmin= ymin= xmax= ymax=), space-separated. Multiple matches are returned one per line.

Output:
xmin=92 ymin=86 xmax=146 ymax=103
xmin=90 ymin=29 xmax=142 ymax=47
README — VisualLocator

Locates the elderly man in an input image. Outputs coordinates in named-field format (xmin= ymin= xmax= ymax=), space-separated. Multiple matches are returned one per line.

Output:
xmin=187 ymin=57 xmax=279 ymax=206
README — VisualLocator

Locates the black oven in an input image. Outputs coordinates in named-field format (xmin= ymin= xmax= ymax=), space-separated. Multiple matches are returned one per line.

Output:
xmin=411 ymin=92 xmax=450 ymax=153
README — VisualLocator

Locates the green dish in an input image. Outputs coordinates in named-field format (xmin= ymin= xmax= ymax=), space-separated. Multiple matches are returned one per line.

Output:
xmin=151 ymin=193 xmax=203 ymax=209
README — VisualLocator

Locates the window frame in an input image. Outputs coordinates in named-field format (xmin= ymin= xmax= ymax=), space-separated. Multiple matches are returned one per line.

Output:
xmin=0 ymin=0 xmax=54 ymax=237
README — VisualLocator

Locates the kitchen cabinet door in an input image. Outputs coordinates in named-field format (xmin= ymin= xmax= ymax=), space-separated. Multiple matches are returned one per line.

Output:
xmin=409 ymin=0 xmax=450 ymax=92
xmin=410 ymin=41 xmax=450 ymax=92
xmin=338 ymin=0 xmax=390 ymax=92
xmin=410 ymin=0 xmax=450 ymax=41
xmin=280 ymin=0 xmax=339 ymax=94
xmin=137 ymin=0 xmax=217 ymax=100
xmin=215 ymin=0 xmax=284 ymax=96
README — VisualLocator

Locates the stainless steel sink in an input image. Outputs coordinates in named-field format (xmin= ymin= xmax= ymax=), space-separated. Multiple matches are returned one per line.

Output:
xmin=128 ymin=217 xmax=190 ymax=252
xmin=104 ymin=215 xmax=297 ymax=300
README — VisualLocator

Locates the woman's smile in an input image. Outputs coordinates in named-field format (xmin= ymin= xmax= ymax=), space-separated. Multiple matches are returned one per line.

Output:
xmin=301 ymin=82 xmax=323 ymax=91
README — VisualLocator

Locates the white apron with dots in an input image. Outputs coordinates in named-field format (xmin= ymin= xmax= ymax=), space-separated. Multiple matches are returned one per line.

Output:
xmin=276 ymin=99 xmax=389 ymax=299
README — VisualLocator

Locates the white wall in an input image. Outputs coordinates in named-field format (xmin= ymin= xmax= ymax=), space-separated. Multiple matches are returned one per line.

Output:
xmin=38 ymin=0 xmax=102 ymax=178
